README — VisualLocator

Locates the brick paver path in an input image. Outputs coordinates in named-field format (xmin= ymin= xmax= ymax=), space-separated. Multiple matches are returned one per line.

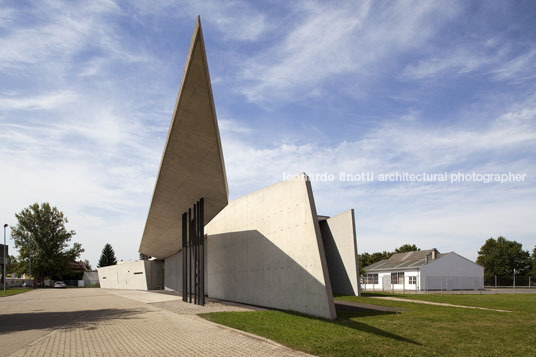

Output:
xmin=0 ymin=289 xmax=310 ymax=356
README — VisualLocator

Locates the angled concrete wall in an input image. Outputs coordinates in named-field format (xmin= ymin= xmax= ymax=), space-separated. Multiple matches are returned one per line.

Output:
xmin=205 ymin=174 xmax=336 ymax=320
xmin=98 ymin=260 xmax=164 ymax=290
xmin=319 ymin=209 xmax=360 ymax=296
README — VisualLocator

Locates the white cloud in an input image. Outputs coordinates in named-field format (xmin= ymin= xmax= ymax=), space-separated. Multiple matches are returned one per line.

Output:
xmin=0 ymin=90 xmax=78 ymax=111
xmin=238 ymin=0 xmax=460 ymax=104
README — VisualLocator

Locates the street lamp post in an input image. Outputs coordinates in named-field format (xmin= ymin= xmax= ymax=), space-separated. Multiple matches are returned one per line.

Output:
xmin=3 ymin=224 xmax=7 ymax=295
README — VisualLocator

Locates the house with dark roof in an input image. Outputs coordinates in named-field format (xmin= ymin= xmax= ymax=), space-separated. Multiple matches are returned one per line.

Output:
xmin=362 ymin=249 xmax=483 ymax=291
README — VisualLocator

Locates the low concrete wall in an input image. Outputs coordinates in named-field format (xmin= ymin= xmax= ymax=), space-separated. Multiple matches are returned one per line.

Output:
xmin=319 ymin=209 xmax=360 ymax=296
xmin=205 ymin=174 xmax=336 ymax=320
xmin=98 ymin=260 xmax=164 ymax=290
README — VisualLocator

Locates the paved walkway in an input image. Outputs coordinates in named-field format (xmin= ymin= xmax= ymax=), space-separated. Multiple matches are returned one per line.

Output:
xmin=0 ymin=289 xmax=310 ymax=356
xmin=371 ymin=296 xmax=511 ymax=312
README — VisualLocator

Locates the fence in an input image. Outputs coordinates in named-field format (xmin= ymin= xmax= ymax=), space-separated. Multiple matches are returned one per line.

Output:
xmin=360 ymin=274 xmax=535 ymax=294
xmin=360 ymin=275 xmax=484 ymax=294
xmin=485 ymin=275 xmax=534 ymax=293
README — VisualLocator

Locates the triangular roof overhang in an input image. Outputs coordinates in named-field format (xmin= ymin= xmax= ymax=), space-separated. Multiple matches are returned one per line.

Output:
xmin=139 ymin=17 xmax=228 ymax=259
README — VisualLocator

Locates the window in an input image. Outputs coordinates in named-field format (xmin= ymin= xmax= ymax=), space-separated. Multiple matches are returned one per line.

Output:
xmin=391 ymin=272 xmax=405 ymax=284
xmin=364 ymin=274 xmax=378 ymax=284
xmin=408 ymin=276 xmax=417 ymax=285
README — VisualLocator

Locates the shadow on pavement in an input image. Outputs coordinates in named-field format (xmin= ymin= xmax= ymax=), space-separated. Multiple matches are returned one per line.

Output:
xmin=0 ymin=308 xmax=147 ymax=334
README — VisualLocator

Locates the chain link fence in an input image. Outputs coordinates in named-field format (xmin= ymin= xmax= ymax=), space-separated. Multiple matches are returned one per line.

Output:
xmin=360 ymin=274 xmax=535 ymax=294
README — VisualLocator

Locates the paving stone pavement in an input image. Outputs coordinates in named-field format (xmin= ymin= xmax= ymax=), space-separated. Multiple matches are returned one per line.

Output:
xmin=1 ymin=289 xmax=310 ymax=357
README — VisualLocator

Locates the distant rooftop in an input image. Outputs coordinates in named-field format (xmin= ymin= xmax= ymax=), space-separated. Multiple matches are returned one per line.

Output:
xmin=365 ymin=249 xmax=446 ymax=272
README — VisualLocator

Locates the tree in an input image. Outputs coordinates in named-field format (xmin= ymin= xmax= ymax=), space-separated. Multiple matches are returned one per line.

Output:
xmin=98 ymin=243 xmax=117 ymax=268
xmin=359 ymin=251 xmax=393 ymax=275
xmin=83 ymin=259 xmax=92 ymax=271
xmin=531 ymin=245 xmax=536 ymax=280
xmin=139 ymin=253 xmax=150 ymax=260
xmin=476 ymin=236 xmax=531 ymax=284
xmin=359 ymin=244 xmax=420 ymax=274
xmin=394 ymin=244 xmax=420 ymax=253
xmin=11 ymin=203 xmax=84 ymax=283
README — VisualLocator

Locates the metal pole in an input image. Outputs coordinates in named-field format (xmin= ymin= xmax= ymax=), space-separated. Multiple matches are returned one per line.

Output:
xmin=513 ymin=270 xmax=516 ymax=294
xmin=188 ymin=208 xmax=192 ymax=303
xmin=182 ymin=213 xmax=187 ymax=302
xmin=495 ymin=275 xmax=497 ymax=294
xmin=199 ymin=197 xmax=204 ymax=306
xmin=3 ymin=224 xmax=7 ymax=295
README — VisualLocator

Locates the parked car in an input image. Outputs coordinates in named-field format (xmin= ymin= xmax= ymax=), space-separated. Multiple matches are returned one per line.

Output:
xmin=54 ymin=281 xmax=66 ymax=288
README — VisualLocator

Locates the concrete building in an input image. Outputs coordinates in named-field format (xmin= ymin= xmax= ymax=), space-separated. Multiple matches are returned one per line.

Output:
xmin=98 ymin=17 xmax=359 ymax=320
xmin=98 ymin=260 xmax=164 ymax=290
xmin=362 ymin=249 xmax=484 ymax=292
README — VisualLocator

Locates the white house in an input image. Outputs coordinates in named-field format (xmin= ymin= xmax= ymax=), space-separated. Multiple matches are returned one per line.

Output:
xmin=362 ymin=249 xmax=484 ymax=292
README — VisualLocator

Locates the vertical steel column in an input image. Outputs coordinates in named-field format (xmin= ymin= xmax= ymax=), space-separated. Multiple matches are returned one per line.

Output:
xmin=199 ymin=197 xmax=205 ymax=305
xmin=188 ymin=208 xmax=192 ymax=303
xmin=180 ymin=198 xmax=205 ymax=306
xmin=182 ymin=212 xmax=187 ymax=302
xmin=193 ymin=202 xmax=198 ymax=305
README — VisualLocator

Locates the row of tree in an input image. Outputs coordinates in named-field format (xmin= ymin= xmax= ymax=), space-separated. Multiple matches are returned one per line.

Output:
xmin=359 ymin=237 xmax=536 ymax=283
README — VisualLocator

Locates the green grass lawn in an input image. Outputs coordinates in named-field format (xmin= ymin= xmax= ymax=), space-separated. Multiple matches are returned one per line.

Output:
xmin=201 ymin=294 xmax=536 ymax=356
xmin=0 ymin=288 xmax=32 ymax=297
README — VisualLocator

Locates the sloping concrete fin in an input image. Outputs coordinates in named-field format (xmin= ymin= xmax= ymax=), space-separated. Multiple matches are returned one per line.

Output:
xmin=205 ymin=173 xmax=337 ymax=320
xmin=319 ymin=209 xmax=361 ymax=296
xmin=139 ymin=17 xmax=228 ymax=259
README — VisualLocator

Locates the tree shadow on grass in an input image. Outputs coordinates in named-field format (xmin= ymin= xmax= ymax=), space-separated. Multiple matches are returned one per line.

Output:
xmin=0 ymin=308 xmax=146 ymax=334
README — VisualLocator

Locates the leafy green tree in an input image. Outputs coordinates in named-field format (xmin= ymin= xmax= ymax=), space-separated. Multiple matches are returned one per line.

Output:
xmin=476 ymin=236 xmax=531 ymax=284
xmin=83 ymin=259 xmax=92 ymax=271
xmin=394 ymin=244 xmax=420 ymax=253
xmin=98 ymin=243 xmax=117 ymax=268
xmin=359 ymin=251 xmax=393 ymax=275
xmin=11 ymin=203 xmax=84 ymax=283
xmin=531 ymin=246 xmax=536 ymax=281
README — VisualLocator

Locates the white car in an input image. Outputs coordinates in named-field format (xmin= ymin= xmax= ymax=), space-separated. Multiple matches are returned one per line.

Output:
xmin=54 ymin=281 xmax=66 ymax=288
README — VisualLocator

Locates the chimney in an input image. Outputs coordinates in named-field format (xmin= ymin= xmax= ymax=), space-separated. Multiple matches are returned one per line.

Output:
xmin=432 ymin=249 xmax=438 ymax=260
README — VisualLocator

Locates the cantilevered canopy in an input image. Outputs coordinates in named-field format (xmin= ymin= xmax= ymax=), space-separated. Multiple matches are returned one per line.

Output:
xmin=139 ymin=17 xmax=228 ymax=259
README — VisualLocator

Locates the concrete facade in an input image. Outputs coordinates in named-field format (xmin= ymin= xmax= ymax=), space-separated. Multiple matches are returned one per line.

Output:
xmin=105 ymin=18 xmax=360 ymax=320
xmin=139 ymin=17 xmax=228 ymax=259
xmin=319 ymin=210 xmax=360 ymax=296
xmin=98 ymin=260 xmax=164 ymax=290
xmin=204 ymin=174 xmax=336 ymax=320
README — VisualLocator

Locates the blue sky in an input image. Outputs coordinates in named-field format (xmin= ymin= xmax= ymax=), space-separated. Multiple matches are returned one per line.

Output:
xmin=1 ymin=0 xmax=535 ymax=267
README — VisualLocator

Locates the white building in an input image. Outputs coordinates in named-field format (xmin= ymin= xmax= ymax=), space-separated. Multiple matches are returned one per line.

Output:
xmin=362 ymin=249 xmax=484 ymax=292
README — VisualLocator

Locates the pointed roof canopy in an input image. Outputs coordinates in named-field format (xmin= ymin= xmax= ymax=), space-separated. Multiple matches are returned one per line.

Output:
xmin=139 ymin=17 xmax=228 ymax=259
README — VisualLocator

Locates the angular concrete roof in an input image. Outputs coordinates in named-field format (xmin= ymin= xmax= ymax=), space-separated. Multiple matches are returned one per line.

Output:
xmin=139 ymin=17 xmax=228 ymax=259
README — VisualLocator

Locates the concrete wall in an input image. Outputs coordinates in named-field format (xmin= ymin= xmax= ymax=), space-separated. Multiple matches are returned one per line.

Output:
xmin=420 ymin=253 xmax=484 ymax=290
xmin=82 ymin=271 xmax=99 ymax=285
xmin=98 ymin=260 xmax=164 ymax=290
xmin=164 ymin=246 xmax=208 ymax=293
xmin=205 ymin=174 xmax=336 ymax=320
xmin=319 ymin=210 xmax=360 ymax=296
xmin=145 ymin=260 xmax=164 ymax=290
